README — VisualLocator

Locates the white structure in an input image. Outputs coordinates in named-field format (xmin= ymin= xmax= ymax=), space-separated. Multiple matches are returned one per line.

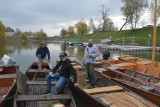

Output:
xmin=5 ymin=29 xmax=14 ymax=37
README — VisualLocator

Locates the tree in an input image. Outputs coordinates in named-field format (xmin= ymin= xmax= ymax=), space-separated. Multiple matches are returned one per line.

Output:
xmin=67 ymin=26 xmax=75 ymax=36
xmin=40 ymin=29 xmax=47 ymax=37
xmin=0 ymin=21 xmax=6 ymax=40
xmin=149 ymin=1 xmax=160 ymax=22
xmin=120 ymin=0 xmax=148 ymax=30
xmin=88 ymin=18 xmax=97 ymax=33
xmin=60 ymin=28 xmax=67 ymax=37
xmin=22 ymin=32 xmax=29 ymax=41
xmin=15 ymin=28 xmax=22 ymax=41
xmin=35 ymin=31 xmax=44 ymax=41
xmin=97 ymin=4 xmax=116 ymax=32
xmin=75 ymin=21 xmax=88 ymax=35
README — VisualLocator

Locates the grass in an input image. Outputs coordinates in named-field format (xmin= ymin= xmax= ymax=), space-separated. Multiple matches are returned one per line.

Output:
xmin=62 ymin=27 xmax=160 ymax=46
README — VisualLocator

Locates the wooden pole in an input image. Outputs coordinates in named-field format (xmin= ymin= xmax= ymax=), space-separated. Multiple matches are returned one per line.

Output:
xmin=151 ymin=0 xmax=158 ymax=66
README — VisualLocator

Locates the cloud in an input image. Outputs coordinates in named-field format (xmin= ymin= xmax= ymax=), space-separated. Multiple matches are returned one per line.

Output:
xmin=0 ymin=0 xmax=127 ymax=36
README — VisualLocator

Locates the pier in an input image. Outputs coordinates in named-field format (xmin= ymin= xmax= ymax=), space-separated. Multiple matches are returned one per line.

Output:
xmin=98 ymin=44 xmax=160 ymax=52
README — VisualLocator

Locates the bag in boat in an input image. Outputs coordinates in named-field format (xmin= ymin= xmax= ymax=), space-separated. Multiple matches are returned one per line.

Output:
xmin=0 ymin=55 xmax=16 ymax=66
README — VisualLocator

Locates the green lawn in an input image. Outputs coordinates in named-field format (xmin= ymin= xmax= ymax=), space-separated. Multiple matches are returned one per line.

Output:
xmin=62 ymin=27 xmax=160 ymax=46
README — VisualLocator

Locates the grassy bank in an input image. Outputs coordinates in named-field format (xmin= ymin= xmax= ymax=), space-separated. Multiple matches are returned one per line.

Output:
xmin=62 ymin=27 xmax=160 ymax=46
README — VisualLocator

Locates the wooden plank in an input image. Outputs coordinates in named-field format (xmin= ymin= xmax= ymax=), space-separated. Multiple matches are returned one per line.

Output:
xmin=136 ymin=61 xmax=151 ymax=65
xmin=114 ymin=62 xmax=136 ymax=67
xmin=101 ymin=92 xmax=157 ymax=107
xmin=0 ymin=74 xmax=16 ymax=79
xmin=16 ymin=94 xmax=71 ymax=101
xmin=27 ymin=80 xmax=57 ymax=85
xmin=27 ymin=69 xmax=51 ymax=73
xmin=84 ymin=86 xmax=123 ymax=94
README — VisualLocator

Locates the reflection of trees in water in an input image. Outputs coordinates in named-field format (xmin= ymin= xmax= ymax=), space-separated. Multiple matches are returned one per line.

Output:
xmin=74 ymin=47 xmax=84 ymax=60
xmin=60 ymin=44 xmax=67 ymax=52
xmin=21 ymin=41 xmax=29 ymax=49
xmin=0 ymin=44 xmax=6 ymax=58
xmin=59 ymin=45 xmax=85 ymax=60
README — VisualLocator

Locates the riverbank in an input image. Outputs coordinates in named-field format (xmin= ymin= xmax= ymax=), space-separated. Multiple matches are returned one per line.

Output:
xmin=61 ymin=27 xmax=160 ymax=46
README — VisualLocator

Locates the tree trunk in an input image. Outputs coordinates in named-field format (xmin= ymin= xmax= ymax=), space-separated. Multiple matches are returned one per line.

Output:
xmin=119 ymin=22 xmax=127 ymax=31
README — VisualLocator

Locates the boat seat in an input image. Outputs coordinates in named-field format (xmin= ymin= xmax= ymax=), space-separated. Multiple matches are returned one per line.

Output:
xmin=114 ymin=62 xmax=136 ymax=67
xmin=27 ymin=80 xmax=57 ymax=85
xmin=136 ymin=61 xmax=151 ymax=65
xmin=84 ymin=86 xmax=123 ymax=94
xmin=16 ymin=94 xmax=72 ymax=101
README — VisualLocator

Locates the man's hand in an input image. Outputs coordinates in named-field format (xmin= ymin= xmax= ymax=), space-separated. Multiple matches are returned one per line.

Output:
xmin=87 ymin=53 xmax=92 ymax=57
xmin=48 ymin=59 xmax=51 ymax=63
xmin=49 ymin=71 xmax=53 ymax=75
xmin=74 ymin=83 xmax=79 ymax=87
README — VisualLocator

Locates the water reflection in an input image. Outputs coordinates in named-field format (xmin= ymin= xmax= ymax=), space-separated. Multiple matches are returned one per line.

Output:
xmin=0 ymin=43 xmax=7 ymax=58
xmin=0 ymin=42 xmax=160 ymax=72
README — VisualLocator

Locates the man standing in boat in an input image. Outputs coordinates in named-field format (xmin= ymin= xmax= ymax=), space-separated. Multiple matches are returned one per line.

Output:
xmin=84 ymin=39 xmax=99 ymax=87
xmin=35 ymin=42 xmax=52 ymax=69
xmin=45 ymin=52 xmax=78 ymax=94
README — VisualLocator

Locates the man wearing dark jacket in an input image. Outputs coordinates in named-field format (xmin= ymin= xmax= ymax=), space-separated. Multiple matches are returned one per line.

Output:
xmin=36 ymin=42 xmax=52 ymax=69
xmin=45 ymin=52 xmax=77 ymax=94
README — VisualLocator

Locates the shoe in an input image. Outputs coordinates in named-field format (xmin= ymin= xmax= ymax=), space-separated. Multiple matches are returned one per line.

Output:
xmin=86 ymin=85 xmax=95 ymax=89
xmin=45 ymin=90 xmax=51 ymax=94
xmin=85 ymin=79 xmax=90 ymax=83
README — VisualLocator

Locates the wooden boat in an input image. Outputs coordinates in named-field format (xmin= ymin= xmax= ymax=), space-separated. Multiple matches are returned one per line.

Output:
xmin=118 ymin=56 xmax=160 ymax=67
xmin=69 ymin=62 xmax=157 ymax=107
xmin=97 ymin=65 xmax=160 ymax=106
xmin=14 ymin=62 xmax=76 ymax=107
xmin=0 ymin=66 xmax=18 ymax=107
xmin=100 ymin=59 xmax=160 ymax=78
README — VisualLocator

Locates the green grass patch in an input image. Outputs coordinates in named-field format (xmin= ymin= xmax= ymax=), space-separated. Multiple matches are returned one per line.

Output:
xmin=62 ymin=27 xmax=160 ymax=46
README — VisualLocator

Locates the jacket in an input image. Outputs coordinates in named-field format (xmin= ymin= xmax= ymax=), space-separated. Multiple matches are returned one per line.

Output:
xmin=36 ymin=46 xmax=50 ymax=59
xmin=84 ymin=45 xmax=99 ymax=63
xmin=52 ymin=59 xmax=77 ymax=83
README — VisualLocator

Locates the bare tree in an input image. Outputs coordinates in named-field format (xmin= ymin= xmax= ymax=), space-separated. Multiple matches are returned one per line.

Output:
xmin=149 ymin=1 xmax=160 ymax=23
xmin=60 ymin=27 xmax=67 ymax=37
xmin=88 ymin=18 xmax=97 ymax=32
xmin=120 ymin=0 xmax=148 ymax=30
xmin=97 ymin=4 xmax=116 ymax=32
xmin=97 ymin=4 xmax=109 ymax=32
xmin=67 ymin=26 xmax=75 ymax=36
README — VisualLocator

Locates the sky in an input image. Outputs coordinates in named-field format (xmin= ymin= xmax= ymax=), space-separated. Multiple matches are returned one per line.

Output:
xmin=0 ymin=0 xmax=154 ymax=36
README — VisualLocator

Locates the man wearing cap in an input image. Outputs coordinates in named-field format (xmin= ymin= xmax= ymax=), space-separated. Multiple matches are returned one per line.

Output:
xmin=84 ymin=39 xmax=99 ymax=87
xmin=45 ymin=52 xmax=77 ymax=94
xmin=36 ymin=42 xmax=52 ymax=69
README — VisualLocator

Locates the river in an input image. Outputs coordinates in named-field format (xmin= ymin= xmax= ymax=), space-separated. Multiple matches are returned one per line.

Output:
xmin=1 ymin=42 xmax=160 ymax=107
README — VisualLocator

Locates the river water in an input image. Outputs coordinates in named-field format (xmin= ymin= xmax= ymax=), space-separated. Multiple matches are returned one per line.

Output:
xmin=1 ymin=42 xmax=160 ymax=107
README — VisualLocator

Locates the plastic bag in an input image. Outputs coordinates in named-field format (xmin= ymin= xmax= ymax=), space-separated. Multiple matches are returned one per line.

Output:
xmin=0 ymin=55 xmax=16 ymax=66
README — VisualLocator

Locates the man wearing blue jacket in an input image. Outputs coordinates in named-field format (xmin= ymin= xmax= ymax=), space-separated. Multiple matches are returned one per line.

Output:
xmin=36 ymin=42 xmax=52 ymax=69
xmin=84 ymin=39 xmax=99 ymax=87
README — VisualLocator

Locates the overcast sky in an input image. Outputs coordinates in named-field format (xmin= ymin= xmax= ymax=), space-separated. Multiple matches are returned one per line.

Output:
xmin=0 ymin=0 xmax=153 ymax=36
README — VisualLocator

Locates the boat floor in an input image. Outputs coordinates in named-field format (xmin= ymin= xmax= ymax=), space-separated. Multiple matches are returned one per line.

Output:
xmin=99 ymin=92 xmax=156 ymax=107
xmin=0 ymin=86 xmax=10 ymax=95
xmin=84 ymin=87 xmax=157 ymax=107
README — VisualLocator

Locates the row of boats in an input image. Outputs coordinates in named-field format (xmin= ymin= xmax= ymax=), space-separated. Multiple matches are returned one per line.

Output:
xmin=0 ymin=56 xmax=160 ymax=107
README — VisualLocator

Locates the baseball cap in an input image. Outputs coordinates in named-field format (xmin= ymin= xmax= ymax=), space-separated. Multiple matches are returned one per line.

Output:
xmin=59 ymin=52 xmax=68 ymax=57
